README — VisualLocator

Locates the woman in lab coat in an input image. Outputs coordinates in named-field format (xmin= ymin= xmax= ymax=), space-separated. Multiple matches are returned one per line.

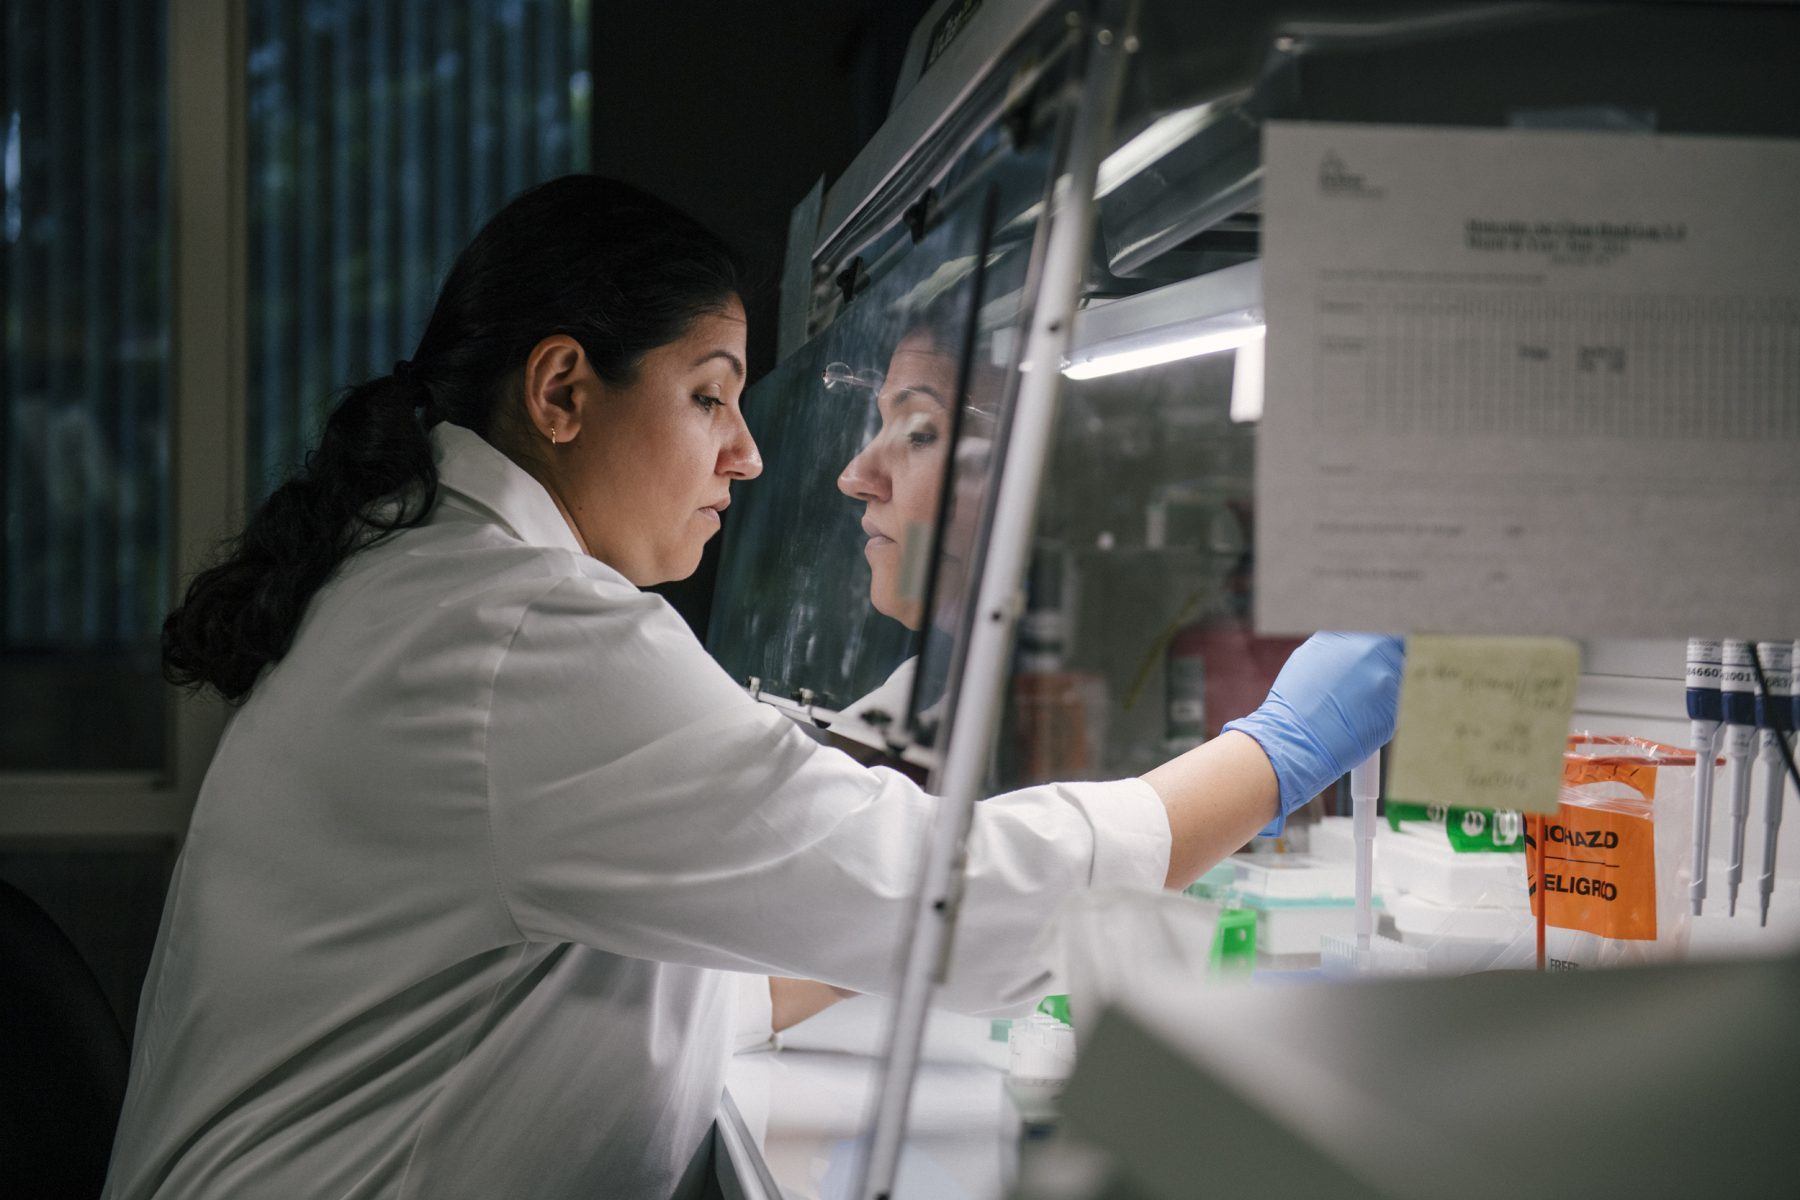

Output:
xmin=105 ymin=176 xmax=1400 ymax=1200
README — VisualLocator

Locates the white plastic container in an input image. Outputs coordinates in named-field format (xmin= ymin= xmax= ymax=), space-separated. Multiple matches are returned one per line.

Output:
xmin=1004 ymin=1013 xmax=1077 ymax=1125
xmin=1245 ymin=900 xmax=1358 ymax=959
xmin=1007 ymin=1013 xmax=1076 ymax=1083
xmin=1233 ymin=854 xmax=1355 ymax=902
xmin=1377 ymin=825 xmax=1528 ymax=909
xmin=1388 ymin=891 xmax=1534 ymax=973
xmin=1229 ymin=853 xmax=1365 ymax=962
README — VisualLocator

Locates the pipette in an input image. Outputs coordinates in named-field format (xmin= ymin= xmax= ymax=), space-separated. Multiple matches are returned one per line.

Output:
xmin=1686 ymin=639 xmax=1724 ymax=916
xmin=1351 ymin=751 xmax=1380 ymax=951
xmin=1721 ymin=640 xmax=1759 ymax=916
xmin=1754 ymin=642 xmax=1794 ymax=927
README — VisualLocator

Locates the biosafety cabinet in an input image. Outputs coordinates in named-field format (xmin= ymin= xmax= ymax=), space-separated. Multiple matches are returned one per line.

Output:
xmin=705 ymin=3 xmax=1800 ymax=1197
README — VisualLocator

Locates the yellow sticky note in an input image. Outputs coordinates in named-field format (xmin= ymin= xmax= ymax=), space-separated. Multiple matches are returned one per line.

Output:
xmin=1386 ymin=635 xmax=1579 ymax=815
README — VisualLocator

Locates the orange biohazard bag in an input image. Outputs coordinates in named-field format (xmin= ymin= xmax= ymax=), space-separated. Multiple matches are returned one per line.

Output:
xmin=1523 ymin=735 xmax=1699 ymax=969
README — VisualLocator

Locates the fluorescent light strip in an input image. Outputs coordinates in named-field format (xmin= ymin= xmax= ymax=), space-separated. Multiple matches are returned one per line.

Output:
xmin=1093 ymin=102 xmax=1216 ymax=201
xmin=1229 ymin=330 xmax=1264 ymax=423
xmin=1061 ymin=322 xmax=1265 ymax=380
xmin=1005 ymin=102 xmax=1223 ymax=236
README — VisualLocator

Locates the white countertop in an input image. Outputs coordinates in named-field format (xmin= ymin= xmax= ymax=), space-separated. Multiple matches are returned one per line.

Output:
xmin=721 ymin=995 xmax=1020 ymax=1200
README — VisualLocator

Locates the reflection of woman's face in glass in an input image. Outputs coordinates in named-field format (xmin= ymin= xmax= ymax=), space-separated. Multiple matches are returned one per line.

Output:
xmin=836 ymin=332 xmax=958 ymax=629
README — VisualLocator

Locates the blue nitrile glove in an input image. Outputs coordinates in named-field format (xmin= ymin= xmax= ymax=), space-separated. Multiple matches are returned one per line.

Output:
xmin=1222 ymin=633 xmax=1405 ymax=836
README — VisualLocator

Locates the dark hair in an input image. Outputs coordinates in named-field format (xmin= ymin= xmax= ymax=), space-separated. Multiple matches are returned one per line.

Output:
xmin=163 ymin=175 xmax=742 ymax=703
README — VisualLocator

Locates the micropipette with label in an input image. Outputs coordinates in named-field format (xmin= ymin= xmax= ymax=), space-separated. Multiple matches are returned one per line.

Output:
xmin=1721 ymin=640 xmax=1759 ymax=917
xmin=1351 ymin=751 xmax=1380 ymax=951
xmin=1754 ymin=642 xmax=1794 ymax=927
xmin=1686 ymin=639 xmax=1724 ymax=916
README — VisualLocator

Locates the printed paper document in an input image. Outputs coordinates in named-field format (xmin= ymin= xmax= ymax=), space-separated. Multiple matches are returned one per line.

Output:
xmin=1257 ymin=123 xmax=1800 ymax=638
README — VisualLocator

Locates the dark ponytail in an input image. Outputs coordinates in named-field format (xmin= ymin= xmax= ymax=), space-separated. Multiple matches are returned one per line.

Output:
xmin=163 ymin=176 xmax=742 ymax=702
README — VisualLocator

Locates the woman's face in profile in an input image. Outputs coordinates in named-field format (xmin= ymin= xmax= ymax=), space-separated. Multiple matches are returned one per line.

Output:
xmin=551 ymin=298 xmax=762 ymax=585
xmin=837 ymin=331 xmax=983 ymax=630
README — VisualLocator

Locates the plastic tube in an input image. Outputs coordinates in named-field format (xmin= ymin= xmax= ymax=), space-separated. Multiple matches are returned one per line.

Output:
xmin=1721 ymin=641 xmax=1759 ymax=917
xmin=1755 ymin=643 xmax=1794 ymax=927
xmin=1351 ymin=751 xmax=1380 ymax=951
xmin=1686 ymin=639 xmax=1724 ymax=916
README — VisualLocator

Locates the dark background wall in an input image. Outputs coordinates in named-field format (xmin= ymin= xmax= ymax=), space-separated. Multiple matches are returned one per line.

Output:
xmin=589 ymin=0 xmax=933 ymax=633
xmin=0 ymin=0 xmax=936 ymax=1045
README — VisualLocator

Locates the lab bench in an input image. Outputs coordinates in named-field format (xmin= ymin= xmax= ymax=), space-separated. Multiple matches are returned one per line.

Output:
xmin=716 ymin=997 xmax=1022 ymax=1200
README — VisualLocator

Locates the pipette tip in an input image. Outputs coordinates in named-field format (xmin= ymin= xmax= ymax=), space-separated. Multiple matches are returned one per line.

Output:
xmin=1728 ymin=894 xmax=1737 ymax=917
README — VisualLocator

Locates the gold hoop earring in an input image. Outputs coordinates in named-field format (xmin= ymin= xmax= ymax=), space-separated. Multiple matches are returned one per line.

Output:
xmin=547 ymin=426 xmax=557 ymax=445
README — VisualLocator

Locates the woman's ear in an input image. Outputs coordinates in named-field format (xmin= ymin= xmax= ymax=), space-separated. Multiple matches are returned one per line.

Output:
xmin=523 ymin=334 xmax=592 ymax=444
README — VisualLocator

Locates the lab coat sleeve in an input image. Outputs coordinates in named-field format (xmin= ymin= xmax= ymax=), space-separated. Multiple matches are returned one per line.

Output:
xmin=484 ymin=576 xmax=1170 ymax=1012
xmin=733 ymin=974 xmax=776 ymax=1054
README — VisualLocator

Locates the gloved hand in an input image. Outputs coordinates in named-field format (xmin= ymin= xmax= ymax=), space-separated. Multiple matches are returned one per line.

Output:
xmin=1222 ymin=633 xmax=1405 ymax=835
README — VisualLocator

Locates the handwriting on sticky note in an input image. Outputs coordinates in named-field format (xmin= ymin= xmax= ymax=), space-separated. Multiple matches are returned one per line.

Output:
xmin=1387 ymin=635 xmax=1579 ymax=814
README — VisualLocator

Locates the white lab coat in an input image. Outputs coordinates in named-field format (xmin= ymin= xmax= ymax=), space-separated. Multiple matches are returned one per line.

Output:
xmin=103 ymin=422 xmax=1170 ymax=1200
